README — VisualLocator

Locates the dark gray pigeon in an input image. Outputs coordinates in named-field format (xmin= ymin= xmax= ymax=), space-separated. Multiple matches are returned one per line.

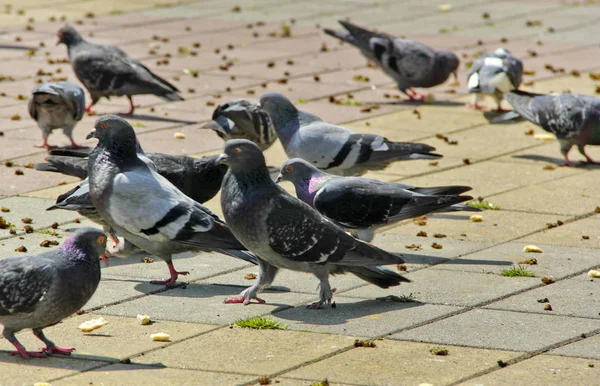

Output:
xmin=505 ymin=90 xmax=600 ymax=166
xmin=467 ymin=48 xmax=523 ymax=111
xmin=202 ymin=99 xmax=277 ymax=151
xmin=259 ymin=92 xmax=441 ymax=176
xmin=57 ymin=25 xmax=183 ymax=115
xmin=28 ymin=81 xmax=86 ymax=149
xmin=219 ymin=139 xmax=409 ymax=308
xmin=277 ymin=158 xmax=479 ymax=241
xmin=0 ymin=227 xmax=107 ymax=359
xmin=324 ymin=21 xmax=459 ymax=100
xmin=86 ymin=115 xmax=256 ymax=287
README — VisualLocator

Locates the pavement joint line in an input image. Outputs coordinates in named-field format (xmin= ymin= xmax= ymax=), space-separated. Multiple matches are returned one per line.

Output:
xmin=276 ymin=376 xmax=368 ymax=386
xmin=448 ymin=327 xmax=600 ymax=386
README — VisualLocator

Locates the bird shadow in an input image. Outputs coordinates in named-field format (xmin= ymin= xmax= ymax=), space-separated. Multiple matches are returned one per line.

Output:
xmin=0 ymin=351 xmax=166 ymax=370
xmin=399 ymin=252 xmax=513 ymax=267
xmin=370 ymin=100 xmax=465 ymax=107
xmin=115 ymin=112 xmax=196 ymax=125
xmin=512 ymin=154 xmax=600 ymax=169
xmin=272 ymin=298 xmax=424 ymax=325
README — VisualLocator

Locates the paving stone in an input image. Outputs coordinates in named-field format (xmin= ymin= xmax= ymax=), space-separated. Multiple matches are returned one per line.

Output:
xmin=392 ymin=309 xmax=600 ymax=352
xmin=54 ymin=363 xmax=258 ymax=386
xmin=464 ymin=354 xmax=600 ymax=386
xmin=272 ymin=297 xmax=462 ymax=337
xmin=134 ymin=328 xmax=357 ymax=375
xmin=435 ymin=242 xmax=600 ymax=279
xmin=484 ymin=273 xmax=600 ymax=320
xmin=0 ymin=355 xmax=105 ymax=386
xmin=343 ymin=269 xmax=538 ymax=307
xmin=97 ymin=283 xmax=316 ymax=325
xmin=83 ymin=277 xmax=158 ymax=311
xmin=551 ymin=334 xmax=600 ymax=361
xmin=0 ymin=314 xmax=216 ymax=362
xmin=518 ymin=215 xmax=600 ymax=249
xmin=386 ymin=210 xmax=564 ymax=244
xmin=284 ymin=339 xmax=522 ymax=386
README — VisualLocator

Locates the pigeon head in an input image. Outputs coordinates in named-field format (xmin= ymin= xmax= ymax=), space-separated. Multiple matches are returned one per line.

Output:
xmin=276 ymin=158 xmax=323 ymax=184
xmin=87 ymin=115 xmax=138 ymax=158
xmin=218 ymin=139 xmax=267 ymax=172
xmin=436 ymin=50 xmax=460 ymax=81
xmin=57 ymin=25 xmax=83 ymax=46
xmin=60 ymin=227 xmax=108 ymax=264
xmin=258 ymin=92 xmax=298 ymax=135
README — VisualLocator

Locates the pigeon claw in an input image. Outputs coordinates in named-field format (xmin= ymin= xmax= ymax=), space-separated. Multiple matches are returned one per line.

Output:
xmin=223 ymin=296 xmax=265 ymax=305
xmin=10 ymin=349 xmax=48 ymax=359
xmin=43 ymin=346 xmax=75 ymax=356
xmin=306 ymin=299 xmax=335 ymax=309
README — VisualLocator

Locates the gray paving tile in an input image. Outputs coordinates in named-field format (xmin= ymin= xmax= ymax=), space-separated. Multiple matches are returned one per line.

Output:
xmin=550 ymin=334 xmax=600 ymax=360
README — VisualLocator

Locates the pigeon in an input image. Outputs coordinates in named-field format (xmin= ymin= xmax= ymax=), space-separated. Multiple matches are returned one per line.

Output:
xmin=202 ymin=99 xmax=277 ymax=151
xmin=505 ymin=90 xmax=600 ymax=166
xmin=86 ymin=115 xmax=257 ymax=287
xmin=259 ymin=92 xmax=441 ymax=176
xmin=219 ymin=139 xmax=409 ymax=308
xmin=28 ymin=81 xmax=86 ymax=149
xmin=324 ymin=21 xmax=459 ymax=100
xmin=57 ymin=25 xmax=183 ymax=115
xmin=277 ymin=158 xmax=478 ymax=241
xmin=467 ymin=48 xmax=523 ymax=111
xmin=0 ymin=227 xmax=107 ymax=359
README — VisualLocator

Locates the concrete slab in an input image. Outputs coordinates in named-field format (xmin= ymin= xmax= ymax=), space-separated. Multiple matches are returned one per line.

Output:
xmin=392 ymin=309 xmax=600 ymax=352
xmin=551 ymin=334 xmax=600 ymax=361
xmin=464 ymin=354 xmax=600 ymax=386
xmin=134 ymin=328 xmax=358 ymax=375
xmin=0 ymin=355 xmax=105 ymax=386
xmin=284 ymin=339 xmax=523 ymax=386
xmin=518 ymin=215 xmax=600 ymax=249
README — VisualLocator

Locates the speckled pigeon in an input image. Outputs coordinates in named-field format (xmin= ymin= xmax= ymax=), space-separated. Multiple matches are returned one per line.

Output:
xmin=277 ymin=158 xmax=478 ymax=241
xmin=324 ymin=21 xmax=459 ymax=100
xmin=86 ymin=115 xmax=256 ymax=287
xmin=219 ymin=139 xmax=409 ymax=308
xmin=467 ymin=48 xmax=523 ymax=111
xmin=28 ymin=81 xmax=86 ymax=149
xmin=57 ymin=25 xmax=183 ymax=115
xmin=505 ymin=90 xmax=600 ymax=166
xmin=259 ymin=92 xmax=441 ymax=176
xmin=0 ymin=227 xmax=107 ymax=359
xmin=202 ymin=99 xmax=277 ymax=151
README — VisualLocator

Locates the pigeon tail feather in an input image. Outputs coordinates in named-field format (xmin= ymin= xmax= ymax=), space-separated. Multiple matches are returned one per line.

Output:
xmin=347 ymin=266 xmax=410 ymax=288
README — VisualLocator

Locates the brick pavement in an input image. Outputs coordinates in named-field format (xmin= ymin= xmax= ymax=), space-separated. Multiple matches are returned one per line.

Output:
xmin=0 ymin=0 xmax=599 ymax=385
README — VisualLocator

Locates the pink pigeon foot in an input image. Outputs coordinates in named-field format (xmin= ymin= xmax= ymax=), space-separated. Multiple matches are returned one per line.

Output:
xmin=10 ymin=347 xmax=48 ymax=359
xmin=43 ymin=345 xmax=74 ymax=356
xmin=224 ymin=295 xmax=266 ymax=305
xmin=150 ymin=262 xmax=189 ymax=287
xmin=466 ymin=103 xmax=486 ymax=110
xmin=406 ymin=88 xmax=426 ymax=100
xmin=307 ymin=299 xmax=335 ymax=309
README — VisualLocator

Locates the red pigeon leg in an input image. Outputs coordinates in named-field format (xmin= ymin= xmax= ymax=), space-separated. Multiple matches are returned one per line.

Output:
xmin=150 ymin=262 xmax=189 ymax=287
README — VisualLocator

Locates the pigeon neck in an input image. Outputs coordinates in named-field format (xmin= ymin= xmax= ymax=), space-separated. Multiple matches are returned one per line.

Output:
xmin=97 ymin=141 xmax=140 ymax=168
xmin=296 ymin=175 xmax=329 ymax=205
xmin=270 ymin=108 xmax=299 ymax=146
xmin=60 ymin=238 xmax=96 ymax=264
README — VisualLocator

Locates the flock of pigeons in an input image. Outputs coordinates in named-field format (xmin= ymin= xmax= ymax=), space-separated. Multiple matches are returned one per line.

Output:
xmin=1 ymin=20 xmax=599 ymax=359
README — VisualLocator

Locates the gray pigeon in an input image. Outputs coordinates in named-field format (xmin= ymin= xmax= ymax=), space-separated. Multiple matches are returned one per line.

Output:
xmin=505 ymin=90 xmax=600 ymax=166
xmin=324 ymin=21 xmax=459 ymax=100
xmin=277 ymin=158 xmax=479 ymax=241
xmin=219 ymin=139 xmax=409 ymax=308
xmin=86 ymin=115 xmax=256 ymax=287
xmin=202 ymin=99 xmax=277 ymax=151
xmin=467 ymin=48 xmax=523 ymax=111
xmin=0 ymin=227 xmax=107 ymax=359
xmin=259 ymin=92 xmax=441 ymax=176
xmin=28 ymin=81 xmax=86 ymax=149
xmin=57 ymin=25 xmax=183 ymax=115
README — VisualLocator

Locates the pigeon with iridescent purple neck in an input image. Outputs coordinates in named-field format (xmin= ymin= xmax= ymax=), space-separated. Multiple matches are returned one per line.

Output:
xmin=278 ymin=158 xmax=478 ymax=241
xmin=0 ymin=227 xmax=106 ymax=359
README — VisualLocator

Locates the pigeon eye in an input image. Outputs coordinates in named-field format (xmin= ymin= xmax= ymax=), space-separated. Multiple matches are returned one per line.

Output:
xmin=262 ymin=97 xmax=268 ymax=103
xmin=100 ymin=123 xmax=108 ymax=129
xmin=234 ymin=147 xmax=242 ymax=153
xmin=97 ymin=236 xmax=105 ymax=244
xmin=285 ymin=166 xmax=293 ymax=172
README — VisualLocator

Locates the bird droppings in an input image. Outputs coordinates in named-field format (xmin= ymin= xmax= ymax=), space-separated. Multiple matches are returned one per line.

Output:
xmin=79 ymin=317 xmax=108 ymax=332
xmin=10 ymin=114 xmax=20 ymax=120
xmin=23 ymin=225 xmax=34 ymax=233
xmin=543 ymin=165 xmax=555 ymax=170
xmin=354 ymin=339 xmax=377 ymax=348
xmin=141 ymin=257 xmax=154 ymax=263
xmin=15 ymin=246 xmax=27 ymax=253
xmin=405 ymin=244 xmax=422 ymax=250
xmin=21 ymin=217 xmax=32 ymax=224
xmin=430 ymin=347 xmax=449 ymax=356
xmin=151 ymin=332 xmax=171 ymax=341
xmin=544 ymin=304 xmax=553 ymax=311
xmin=14 ymin=169 xmax=24 ymax=176
xmin=546 ymin=220 xmax=564 ymax=229
xmin=462 ymin=158 xmax=471 ymax=165
xmin=137 ymin=314 xmax=151 ymax=325
xmin=537 ymin=298 xmax=549 ymax=303
xmin=518 ymin=258 xmax=538 ymax=265
xmin=397 ymin=264 xmax=408 ymax=271
xmin=416 ymin=231 xmax=427 ymax=237
xmin=429 ymin=161 xmax=439 ymax=166
xmin=244 ymin=273 xmax=257 ymax=280
xmin=433 ymin=233 xmax=447 ymax=238
xmin=431 ymin=242 xmax=443 ymax=249
xmin=497 ymin=360 xmax=508 ymax=368
xmin=1 ymin=207 xmax=9 ymax=212
xmin=257 ymin=377 xmax=272 ymax=385
xmin=40 ymin=240 xmax=59 ymax=248
xmin=523 ymin=245 xmax=543 ymax=253
xmin=541 ymin=277 xmax=555 ymax=285
xmin=582 ymin=235 xmax=590 ymax=240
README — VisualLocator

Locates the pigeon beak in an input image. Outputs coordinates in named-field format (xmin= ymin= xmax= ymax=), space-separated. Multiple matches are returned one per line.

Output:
xmin=86 ymin=129 xmax=97 ymax=140
xmin=216 ymin=153 xmax=229 ymax=165
xmin=275 ymin=174 xmax=283 ymax=183
xmin=100 ymin=254 xmax=109 ymax=267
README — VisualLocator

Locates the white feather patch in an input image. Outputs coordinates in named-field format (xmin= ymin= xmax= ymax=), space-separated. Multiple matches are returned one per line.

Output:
xmin=489 ymin=72 xmax=514 ymax=93
xmin=467 ymin=73 xmax=480 ymax=89
xmin=483 ymin=57 xmax=504 ymax=68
